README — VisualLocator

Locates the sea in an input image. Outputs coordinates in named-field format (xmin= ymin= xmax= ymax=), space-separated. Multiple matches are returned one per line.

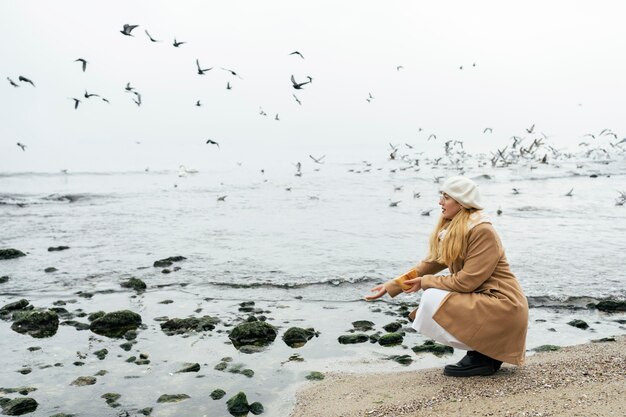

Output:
xmin=1 ymin=145 xmax=625 ymax=416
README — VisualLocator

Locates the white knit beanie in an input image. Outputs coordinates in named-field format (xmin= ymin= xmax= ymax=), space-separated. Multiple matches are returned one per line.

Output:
xmin=440 ymin=176 xmax=484 ymax=209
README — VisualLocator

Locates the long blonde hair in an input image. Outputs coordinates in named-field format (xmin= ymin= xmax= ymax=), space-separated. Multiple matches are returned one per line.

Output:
xmin=426 ymin=208 xmax=476 ymax=266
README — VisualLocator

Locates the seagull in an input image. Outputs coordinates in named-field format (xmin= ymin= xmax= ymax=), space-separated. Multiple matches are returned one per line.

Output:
xmin=206 ymin=139 xmax=220 ymax=148
xmin=413 ymin=192 xmax=421 ymax=199
xmin=275 ymin=113 xmax=280 ymax=121
xmin=16 ymin=142 xmax=26 ymax=151
xmin=309 ymin=154 xmax=325 ymax=164
xmin=173 ymin=38 xmax=186 ymax=47
xmin=289 ymin=51 xmax=305 ymax=59
xmin=132 ymin=91 xmax=141 ymax=106
xmin=195 ymin=100 xmax=202 ymax=107
xmin=483 ymin=127 xmax=493 ymax=134
xmin=421 ymin=209 xmax=433 ymax=216
xmin=120 ymin=24 xmax=139 ymax=36
xmin=226 ymin=82 xmax=232 ymax=90
xmin=18 ymin=76 xmax=35 ymax=87
xmin=396 ymin=65 xmax=404 ymax=71
xmin=427 ymin=134 xmax=437 ymax=141
xmin=389 ymin=201 xmax=401 ymax=207
xmin=101 ymin=97 xmax=109 ymax=103
xmin=196 ymin=59 xmax=212 ymax=75
xmin=217 ymin=195 xmax=227 ymax=202
xmin=221 ymin=68 xmax=243 ymax=79
xmin=293 ymin=94 xmax=301 ymax=105
xmin=144 ymin=30 xmax=161 ymax=42
xmin=405 ymin=143 xmax=414 ymax=149
xmin=69 ymin=98 xmax=81 ymax=109
xmin=84 ymin=90 xmax=100 ymax=99
xmin=291 ymin=74 xmax=310 ymax=89
xmin=259 ymin=107 xmax=267 ymax=116
xmin=497 ymin=208 xmax=503 ymax=216
xmin=7 ymin=77 xmax=19 ymax=87
xmin=124 ymin=82 xmax=135 ymax=92
xmin=526 ymin=124 xmax=535 ymax=134
xmin=512 ymin=188 xmax=520 ymax=195
xmin=74 ymin=58 xmax=88 ymax=72
xmin=565 ymin=188 xmax=574 ymax=197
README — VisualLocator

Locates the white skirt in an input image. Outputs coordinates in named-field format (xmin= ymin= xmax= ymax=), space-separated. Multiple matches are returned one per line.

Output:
xmin=412 ymin=288 xmax=473 ymax=351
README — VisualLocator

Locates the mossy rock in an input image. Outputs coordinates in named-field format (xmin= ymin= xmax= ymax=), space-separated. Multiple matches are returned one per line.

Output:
xmin=378 ymin=332 xmax=403 ymax=346
xmin=101 ymin=392 xmax=121 ymax=406
xmin=70 ymin=376 xmax=96 ymax=386
xmin=48 ymin=246 xmax=70 ymax=252
xmin=534 ymin=344 xmax=561 ymax=352
xmin=93 ymin=349 xmax=108 ymax=360
xmin=567 ymin=319 xmax=589 ymax=329
xmin=226 ymin=392 xmax=249 ymax=415
xmin=228 ymin=321 xmax=277 ymax=349
xmin=595 ymin=300 xmax=626 ymax=312
xmin=11 ymin=309 xmax=59 ymax=338
xmin=386 ymin=354 xmax=413 ymax=365
xmin=0 ymin=276 xmax=9 ymax=284
xmin=2 ymin=397 xmax=38 ymax=415
xmin=44 ymin=267 xmax=58 ymax=273
xmin=210 ymin=389 xmax=226 ymax=400
xmin=156 ymin=394 xmax=190 ymax=403
xmin=305 ymin=371 xmax=325 ymax=381
xmin=282 ymin=327 xmax=316 ymax=348
xmin=89 ymin=310 xmax=142 ymax=338
xmin=177 ymin=363 xmax=200 ymax=373
xmin=153 ymin=256 xmax=186 ymax=268
xmin=591 ymin=337 xmax=616 ymax=343
xmin=160 ymin=316 xmax=219 ymax=335
xmin=0 ymin=249 xmax=26 ymax=260
xmin=1 ymin=299 xmax=30 ymax=315
xmin=120 ymin=278 xmax=146 ymax=292
xmin=338 ymin=334 xmax=369 ymax=344
xmin=351 ymin=320 xmax=375 ymax=331
xmin=87 ymin=311 xmax=105 ymax=322
xmin=249 ymin=401 xmax=264 ymax=415
xmin=411 ymin=340 xmax=454 ymax=356
xmin=383 ymin=322 xmax=402 ymax=333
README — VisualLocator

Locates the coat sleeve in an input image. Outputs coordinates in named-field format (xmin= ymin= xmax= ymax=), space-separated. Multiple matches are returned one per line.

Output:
xmin=421 ymin=225 xmax=500 ymax=293
xmin=384 ymin=260 xmax=447 ymax=297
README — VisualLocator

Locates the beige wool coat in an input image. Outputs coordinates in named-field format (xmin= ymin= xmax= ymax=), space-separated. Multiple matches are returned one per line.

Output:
xmin=384 ymin=222 xmax=528 ymax=365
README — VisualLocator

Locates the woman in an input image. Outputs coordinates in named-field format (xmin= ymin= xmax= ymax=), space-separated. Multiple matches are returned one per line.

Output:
xmin=365 ymin=176 xmax=528 ymax=377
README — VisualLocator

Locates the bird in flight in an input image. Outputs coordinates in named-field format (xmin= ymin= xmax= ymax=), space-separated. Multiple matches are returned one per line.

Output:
xmin=526 ymin=124 xmax=535 ymax=134
xmin=173 ymin=38 xmax=186 ymax=47
xmin=427 ymin=134 xmax=437 ymax=141
xmin=396 ymin=65 xmax=404 ymax=71
xmin=84 ymin=90 xmax=100 ymax=99
xmin=75 ymin=58 xmax=88 ymax=72
xmin=132 ymin=91 xmax=142 ymax=106
xmin=196 ymin=59 xmax=212 ymax=75
xmin=275 ymin=114 xmax=280 ymax=121
xmin=483 ymin=127 xmax=493 ymax=134
xmin=195 ymin=100 xmax=202 ymax=107
xmin=120 ymin=24 xmax=139 ymax=36
xmin=289 ymin=51 xmax=305 ymax=59
xmin=69 ymin=98 xmax=81 ymax=109
xmin=309 ymin=154 xmax=325 ymax=164
xmin=226 ymin=82 xmax=231 ymax=90
xmin=206 ymin=139 xmax=220 ymax=148
xmin=16 ymin=142 xmax=26 ymax=151
xmin=421 ymin=209 xmax=433 ymax=216
xmin=7 ymin=77 xmax=19 ymax=87
xmin=291 ymin=74 xmax=310 ymax=89
xmin=389 ymin=201 xmax=401 ymax=207
xmin=217 ymin=195 xmax=227 ymax=202
xmin=221 ymin=68 xmax=243 ymax=79
xmin=144 ymin=30 xmax=161 ymax=42
xmin=18 ymin=76 xmax=35 ymax=87
xmin=124 ymin=82 xmax=135 ymax=92
xmin=565 ymin=188 xmax=574 ymax=197
xmin=293 ymin=94 xmax=301 ymax=105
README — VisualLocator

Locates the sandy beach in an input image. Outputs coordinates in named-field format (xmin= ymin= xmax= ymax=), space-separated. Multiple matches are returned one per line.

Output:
xmin=291 ymin=335 xmax=626 ymax=417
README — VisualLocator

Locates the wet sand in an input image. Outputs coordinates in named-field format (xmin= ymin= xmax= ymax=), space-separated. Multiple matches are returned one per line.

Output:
xmin=291 ymin=335 xmax=626 ymax=417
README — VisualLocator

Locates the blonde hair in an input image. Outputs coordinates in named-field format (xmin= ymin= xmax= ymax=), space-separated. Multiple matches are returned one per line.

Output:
xmin=426 ymin=208 xmax=476 ymax=265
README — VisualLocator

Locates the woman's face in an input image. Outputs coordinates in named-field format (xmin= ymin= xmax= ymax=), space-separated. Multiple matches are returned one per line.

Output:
xmin=439 ymin=192 xmax=462 ymax=219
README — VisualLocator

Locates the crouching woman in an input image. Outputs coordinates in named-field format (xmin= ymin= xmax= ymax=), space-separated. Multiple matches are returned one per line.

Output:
xmin=366 ymin=176 xmax=528 ymax=376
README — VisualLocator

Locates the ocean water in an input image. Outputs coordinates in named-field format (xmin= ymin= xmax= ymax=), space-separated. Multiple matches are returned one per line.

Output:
xmin=1 ymin=147 xmax=626 ymax=416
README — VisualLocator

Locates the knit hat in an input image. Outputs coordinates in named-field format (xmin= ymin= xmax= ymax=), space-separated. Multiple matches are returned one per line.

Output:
xmin=440 ymin=176 xmax=484 ymax=209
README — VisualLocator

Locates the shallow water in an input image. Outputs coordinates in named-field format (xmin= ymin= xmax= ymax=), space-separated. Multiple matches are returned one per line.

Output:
xmin=1 ymin=148 xmax=626 ymax=416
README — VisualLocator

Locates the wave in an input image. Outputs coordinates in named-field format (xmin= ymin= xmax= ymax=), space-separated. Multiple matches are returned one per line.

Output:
xmin=207 ymin=275 xmax=378 ymax=290
xmin=526 ymin=295 xmax=626 ymax=309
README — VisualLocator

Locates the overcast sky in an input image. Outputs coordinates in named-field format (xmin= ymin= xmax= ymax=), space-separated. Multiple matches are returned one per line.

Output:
xmin=1 ymin=0 xmax=625 ymax=172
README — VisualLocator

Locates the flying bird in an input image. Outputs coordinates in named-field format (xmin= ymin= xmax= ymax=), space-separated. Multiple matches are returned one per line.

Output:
xmin=16 ymin=142 xmax=26 ymax=151
xmin=275 ymin=113 xmax=280 ymax=121
xmin=84 ymin=90 xmax=100 ymax=99
xmin=18 ymin=76 xmax=35 ymax=87
xmin=173 ymin=38 xmax=186 ymax=47
xmin=132 ymin=91 xmax=142 ymax=106
xmin=195 ymin=100 xmax=202 ymax=107
xmin=7 ymin=77 xmax=19 ymax=87
xmin=206 ymin=139 xmax=220 ymax=148
xmin=144 ymin=30 xmax=161 ymax=42
xmin=483 ymin=127 xmax=493 ymax=134
xmin=309 ymin=154 xmax=325 ymax=164
xmin=396 ymin=65 xmax=404 ymax=71
xmin=293 ymin=94 xmax=301 ymax=105
xmin=120 ymin=24 xmax=139 ymax=36
xmin=526 ymin=124 xmax=535 ymax=134
xmin=221 ymin=68 xmax=243 ymax=79
xmin=69 ymin=98 xmax=81 ymax=109
xmin=196 ymin=59 xmax=213 ymax=75
xmin=289 ymin=51 xmax=305 ymax=59
xmin=291 ymin=74 xmax=310 ymax=89
xmin=427 ymin=134 xmax=437 ymax=141
xmin=565 ymin=188 xmax=574 ymax=197
xmin=124 ymin=82 xmax=135 ymax=92
xmin=389 ymin=201 xmax=401 ymax=207
xmin=74 ymin=58 xmax=88 ymax=72
xmin=226 ymin=82 xmax=231 ymax=90
xmin=217 ymin=195 xmax=227 ymax=202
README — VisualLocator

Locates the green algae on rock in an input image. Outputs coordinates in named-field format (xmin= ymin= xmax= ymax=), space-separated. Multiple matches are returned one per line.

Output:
xmin=11 ymin=309 xmax=59 ymax=338
xmin=89 ymin=310 xmax=142 ymax=338
xmin=411 ymin=340 xmax=454 ymax=356
xmin=282 ymin=327 xmax=317 ymax=348
xmin=0 ymin=249 xmax=26 ymax=260
xmin=228 ymin=321 xmax=277 ymax=349
xmin=156 ymin=393 xmax=190 ymax=403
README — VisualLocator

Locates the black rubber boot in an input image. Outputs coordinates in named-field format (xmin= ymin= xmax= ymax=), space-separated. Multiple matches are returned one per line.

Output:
xmin=443 ymin=351 xmax=500 ymax=377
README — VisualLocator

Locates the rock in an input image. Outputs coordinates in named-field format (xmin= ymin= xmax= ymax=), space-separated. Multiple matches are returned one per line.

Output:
xmin=0 ymin=276 xmax=8 ymax=284
xmin=237 ymin=345 xmax=266 ymax=354
xmin=592 ymin=337 xmax=616 ymax=343
xmin=1 ymin=299 xmax=30 ymax=315
xmin=0 ymin=387 xmax=37 ymax=395
xmin=305 ymin=371 xmax=325 ymax=381
xmin=282 ymin=327 xmax=316 ymax=348
xmin=101 ymin=393 xmax=121 ymax=407
xmin=70 ymin=376 xmax=96 ymax=386
xmin=156 ymin=394 xmax=190 ymax=403
xmin=567 ymin=319 xmax=589 ymax=329
xmin=214 ymin=362 xmax=228 ymax=371
xmin=49 ymin=414 xmax=75 ymax=417
xmin=2 ymin=397 xmax=38 ymax=415
xmin=210 ymin=389 xmax=226 ymax=400
xmin=337 ymin=334 xmax=369 ymax=344
xmin=240 ymin=369 xmax=254 ymax=378
xmin=48 ymin=246 xmax=70 ymax=252
xmin=153 ymin=256 xmax=186 ymax=268
xmin=61 ymin=320 xmax=90 ymax=331
xmin=226 ymin=392 xmax=249 ymax=415
xmin=351 ymin=320 xmax=375 ymax=331
xmin=595 ymin=300 xmax=626 ymax=312
xmin=411 ymin=340 xmax=454 ymax=356
xmin=177 ymin=363 xmax=200 ymax=373
xmin=158 ymin=299 xmax=174 ymax=304
xmin=94 ymin=370 xmax=108 ymax=376
xmin=378 ymin=332 xmax=403 ymax=346
xmin=124 ymin=330 xmax=138 ymax=340
xmin=119 ymin=341 xmax=134 ymax=351
xmin=160 ymin=316 xmax=219 ymax=335
xmin=386 ymin=354 xmax=413 ymax=365
xmin=120 ymin=278 xmax=146 ymax=292
xmin=93 ymin=349 xmax=108 ymax=360
xmin=249 ymin=402 xmax=264 ymax=415
xmin=534 ymin=344 xmax=561 ymax=352
xmin=87 ymin=311 xmax=105 ymax=322
xmin=138 ymin=408 xmax=152 ymax=416
xmin=383 ymin=322 xmax=402 ymax=332
xmin=11 ymin=310 xmax=59 ymax=338
xmin=17 ymin=368 xmax=31 ymax=375
xmin=44 ymin=267 xmax=57 ymax=273
xmin=89 ymin=310 xmax=142 ymax=338
xmin=228 ymin=321 xmax=277 ymax=349
xmin=0 ymin=249 xmax=26 ymax=260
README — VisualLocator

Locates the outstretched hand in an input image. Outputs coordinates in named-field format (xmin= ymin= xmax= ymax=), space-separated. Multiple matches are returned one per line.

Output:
xmin=364 ymin=284 xmax=387 ymax=301
xmin=403 ymin=277 xmax=422 ymax=293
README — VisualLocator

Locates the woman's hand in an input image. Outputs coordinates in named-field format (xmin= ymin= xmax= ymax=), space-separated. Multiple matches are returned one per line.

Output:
xmin=403 ymin=277 xmax=422 ymax=293
xmin=364 ymin=284 xmax=387 ymax=301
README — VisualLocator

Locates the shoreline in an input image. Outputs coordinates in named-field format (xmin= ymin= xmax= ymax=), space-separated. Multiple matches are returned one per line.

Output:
xmin=290 ymin=335 xmax=626 ymax=417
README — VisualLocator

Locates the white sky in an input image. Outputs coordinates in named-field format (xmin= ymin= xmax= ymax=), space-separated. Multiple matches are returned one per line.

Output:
xmin=1 ymin=0 xmax=625 ymax=172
